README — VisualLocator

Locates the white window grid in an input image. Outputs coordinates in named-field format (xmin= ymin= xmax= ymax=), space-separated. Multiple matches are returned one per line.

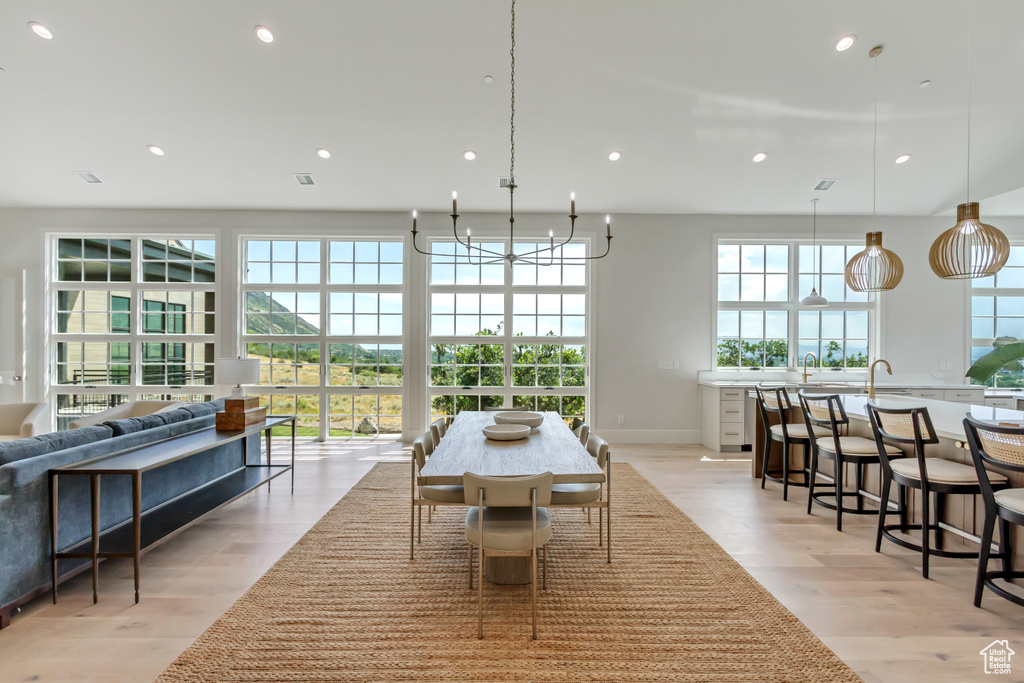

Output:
xmin=970 ymin=246 xmax=1024 ymax=387
xmin=715 ymin=240 xmax=877 ymax=370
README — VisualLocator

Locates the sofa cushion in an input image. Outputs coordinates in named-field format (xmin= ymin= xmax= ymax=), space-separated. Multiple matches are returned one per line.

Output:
xmin=105 ymin=414 xmax=168 ymax=437
xmin=0 ymin=425 xmax=114 ymax=466
xmin=158 ymin=408 xmax=193 ymax=425
xmin=183 ymin=401 xmax=220 ymax=418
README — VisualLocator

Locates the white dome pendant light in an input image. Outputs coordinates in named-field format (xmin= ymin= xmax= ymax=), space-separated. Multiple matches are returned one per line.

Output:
xmin=800 ymin=199 xmax=829 ymax=308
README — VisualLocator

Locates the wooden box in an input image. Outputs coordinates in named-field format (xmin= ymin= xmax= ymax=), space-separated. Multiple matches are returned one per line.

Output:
xmin=225 ymin=396 xmax=261 ymax=413
xmin=216 ymin=406 xmax=267 ymax=431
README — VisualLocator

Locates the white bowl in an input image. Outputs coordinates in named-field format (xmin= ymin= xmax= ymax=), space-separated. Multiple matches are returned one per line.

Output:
xmin=482 ymin=424 xmax=532 ymax=441
xmin=492 ymin=411 xmax=544 ymax=429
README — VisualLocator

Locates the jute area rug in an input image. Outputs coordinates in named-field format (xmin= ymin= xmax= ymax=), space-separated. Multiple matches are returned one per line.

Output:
xmin=157 ymin=463 xmax=858 ymax=682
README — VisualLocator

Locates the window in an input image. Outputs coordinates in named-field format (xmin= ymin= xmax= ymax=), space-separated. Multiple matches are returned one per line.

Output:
xmin=51 ymin=237 xmax=216 ymax=430
xmin=971 ymin=247 xmax=1024 ymax=387
xmin=242 ymin=238 xmax=404 ymax=438
xmin=427 ymin=240 xmax=589 ymax=424
xmin=716 ymin=241 xmax=874 ymax=369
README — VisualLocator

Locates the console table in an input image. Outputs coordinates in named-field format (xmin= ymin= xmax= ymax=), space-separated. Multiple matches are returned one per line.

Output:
xmin=48 ymin=415 xmax=296 ymax=605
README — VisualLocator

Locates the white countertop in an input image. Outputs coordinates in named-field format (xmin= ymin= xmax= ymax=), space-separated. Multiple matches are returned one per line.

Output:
xmin=700 ymin=379 xmax=982 ymax=390
xmin=833 ymin=395 xmax=1024 ymax=441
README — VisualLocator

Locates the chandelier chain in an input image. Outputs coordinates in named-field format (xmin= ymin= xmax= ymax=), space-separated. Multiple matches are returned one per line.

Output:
xmin=509 ymin=0 xmax=516 ymax=183
xmin=871 ymin=50 xmax=878 ymax=230
xmin=966 ymin=0 xmax=972 ymax=203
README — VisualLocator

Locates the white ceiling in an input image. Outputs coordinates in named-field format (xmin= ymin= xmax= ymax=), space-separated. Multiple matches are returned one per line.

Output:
xmin=2 ymin=0 xmax=1024 ymax=216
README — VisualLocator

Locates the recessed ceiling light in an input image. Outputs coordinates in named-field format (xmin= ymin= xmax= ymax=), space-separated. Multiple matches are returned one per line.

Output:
xmin=835 ymin=35 xmax=856 ymax=52
xmin=918 ymin=80 xmax=931 ymax=89
xmin=608 ymin=151 xmax=621 ymax=161
xmin=28 ymin=22 xmax=52 ymax=39
xmin=77 ymin=172 xmax=102 ymax=184
xmin=895 ymin=154 xmax=911 ymax=164
xmin=316 ymin=148 xmax=331 ymax=159
xmin=752 ymin=152 xmax=767 ymax=163
xmin=254 ymin=26 xmax=274 ymax=43
xmin=463 ymin=150 xmax=477 ymax=160
xmin=484 ymin=75 xmax=494 ymax=84
xmin=148 ymin=145 xmax=165 ymax=156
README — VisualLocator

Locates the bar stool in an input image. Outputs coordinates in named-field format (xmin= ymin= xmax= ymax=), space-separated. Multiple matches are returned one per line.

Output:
xmin=800 ymin=393 xmax=904 ymax=530
xmin=867 ymin=403 xmax=1008 ymax=578
xmin=963 ymin=416 xmax=1021 ymax=607
xmin=754 ymin=385 xmax=830 ymax=501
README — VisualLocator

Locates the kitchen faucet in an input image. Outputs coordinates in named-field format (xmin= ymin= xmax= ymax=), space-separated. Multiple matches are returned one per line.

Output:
xmin=869 ymin=358 xmax=892 ymax=399
xmin=802 ymin=352 xmax=818 ymax=383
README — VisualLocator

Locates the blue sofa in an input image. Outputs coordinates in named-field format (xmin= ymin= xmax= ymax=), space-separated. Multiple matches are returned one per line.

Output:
xmin=0 ymin=399 xmax=260 ymax=627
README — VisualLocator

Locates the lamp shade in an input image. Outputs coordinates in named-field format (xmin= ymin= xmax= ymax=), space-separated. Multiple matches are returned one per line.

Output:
xmin=929 ymin=202 xmax=1009 ymax=279
xmin=844 ymin=232 xmax=904 ymax=292
xmin=215 ymin=358 xmax=260 ymax=386
xmin=799 ymin=287 xmax=829 ymax=308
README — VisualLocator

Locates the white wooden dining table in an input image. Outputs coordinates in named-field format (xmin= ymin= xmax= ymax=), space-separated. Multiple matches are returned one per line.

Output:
xmin=419 ymin=411 xmax=604 ymax=485
xmin=417 ymin=410 xmax=608 ymax=584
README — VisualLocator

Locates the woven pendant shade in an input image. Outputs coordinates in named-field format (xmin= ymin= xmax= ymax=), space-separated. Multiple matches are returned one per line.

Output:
xmin=845 ymin=232 xmax=904 ymax=292
xmin=928 ymin=202 xmax=1009 ymax=279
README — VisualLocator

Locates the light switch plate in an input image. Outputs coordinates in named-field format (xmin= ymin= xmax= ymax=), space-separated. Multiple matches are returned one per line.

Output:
xmin=658 ymin=360 xmax=672 ymax=370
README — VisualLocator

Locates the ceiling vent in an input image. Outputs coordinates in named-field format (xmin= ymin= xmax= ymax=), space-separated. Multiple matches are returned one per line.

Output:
xmin=77 ymin=172 xmax=103 ymax=184
xmin=293 ymin=173 xmax=315 ymax=186
xmin=813 ymin=179 xmax=837 ymax=191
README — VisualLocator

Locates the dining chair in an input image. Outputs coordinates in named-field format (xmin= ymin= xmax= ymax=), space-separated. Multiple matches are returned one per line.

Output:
xmin=464 ymin=471 xmax=553 ymax=640
xmin=430 ymin=418 xmax=448 ymax=449
xmin=963 ymin=416 xmax=1020 ymax=607
xmin=800 ymin=392 xmax=903 ymax=530
xmin=550 ymin=433 xmax=610 ymax=557
xmin=867 ymin=403 xmax=1007 ymax=578
xmin=754 ymin=385 xmax=830 ymax=501
xmin=571 ymin=418 xmax=590 ymax=447
xmin=409 ymin=432 xmax=464 ymax=559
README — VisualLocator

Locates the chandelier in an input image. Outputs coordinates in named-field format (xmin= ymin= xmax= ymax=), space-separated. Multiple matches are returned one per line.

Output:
xmin=410 ymin=0 xmax=612 ymax=266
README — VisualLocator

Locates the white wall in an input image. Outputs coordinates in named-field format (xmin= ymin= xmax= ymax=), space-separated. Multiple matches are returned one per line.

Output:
xmin=2 ymin=207 xmax=1022 ymax=441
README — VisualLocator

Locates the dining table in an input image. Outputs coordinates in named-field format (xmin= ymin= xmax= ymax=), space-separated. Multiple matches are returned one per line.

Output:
xmin=418 ymin=410 xmax=607 ymax=584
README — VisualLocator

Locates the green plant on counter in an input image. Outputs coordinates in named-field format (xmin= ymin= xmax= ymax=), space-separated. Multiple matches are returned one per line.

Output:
xmin=967 ymin=336 xmax=1024 ymax=387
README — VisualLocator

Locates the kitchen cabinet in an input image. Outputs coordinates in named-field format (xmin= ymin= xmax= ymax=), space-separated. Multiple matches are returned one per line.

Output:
xmin=700 ymin=385 xmax=747 ymax=452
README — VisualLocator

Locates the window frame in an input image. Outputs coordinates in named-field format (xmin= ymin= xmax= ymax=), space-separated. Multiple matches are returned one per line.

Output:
xmin=969 ymin=244 xmax=1024 ymax=387
xmin=713 ymin=238 xmax=878 ymax=371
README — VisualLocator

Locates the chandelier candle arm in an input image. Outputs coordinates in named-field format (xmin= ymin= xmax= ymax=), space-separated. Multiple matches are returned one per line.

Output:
xmin=407 ymin=0 xmax=613 ymax=267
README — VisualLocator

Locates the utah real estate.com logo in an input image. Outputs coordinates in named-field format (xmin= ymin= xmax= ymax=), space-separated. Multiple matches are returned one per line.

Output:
xmin=980 ymin=640 xmax=1015 ymax=675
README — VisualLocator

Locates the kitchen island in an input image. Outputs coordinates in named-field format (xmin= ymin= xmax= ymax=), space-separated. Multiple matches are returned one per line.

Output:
xmin=754 ymin=393 xmax=1024 ymax=561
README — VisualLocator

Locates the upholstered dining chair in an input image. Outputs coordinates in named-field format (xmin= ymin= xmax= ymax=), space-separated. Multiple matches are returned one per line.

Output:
xmin=409 ymin=432 xmax=464 ymax=559
xmin=800 ymin=393 xmax=903 ymax=530
xmin=867 ymin=403 xmax=1007 ymax=578
xmin=550 ymin=433 xmax=610 ymax=556
xmin=464 ymin=471 xmax=553 ymax=640
xmin=430 ymin=418 xmax=448 ymax=449
xmin=571 ymin=418 xmax=590 ymax=447
xmin=754 ymin=385 xmax=830 ymax=501
xmin=963 ymin=416 xmax=1022 ymax=607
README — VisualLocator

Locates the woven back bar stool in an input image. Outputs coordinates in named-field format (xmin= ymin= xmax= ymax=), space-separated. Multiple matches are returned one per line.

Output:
xmin=754 ymin=385 xmax=830 ymax=501
xmin=867 ymin=403 xmax=1008 ymax=578
xmin=800 ymin=393 xmax=903 ymax=530
xmin=963 ymin=416 xmax=1022 ymax=607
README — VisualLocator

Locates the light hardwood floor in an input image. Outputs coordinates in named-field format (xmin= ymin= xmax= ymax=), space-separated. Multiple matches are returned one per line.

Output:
xmin=2 ymin=440 xmax=1023 ymax=682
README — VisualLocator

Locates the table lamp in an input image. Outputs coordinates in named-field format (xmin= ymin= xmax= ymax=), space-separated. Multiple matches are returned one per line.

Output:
xmin=215 ymin=357 xmax=260 ymax=398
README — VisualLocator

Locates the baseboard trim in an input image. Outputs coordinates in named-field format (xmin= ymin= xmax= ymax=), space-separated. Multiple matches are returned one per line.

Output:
xmin=598 ymin=429 xmax=700 ymax=444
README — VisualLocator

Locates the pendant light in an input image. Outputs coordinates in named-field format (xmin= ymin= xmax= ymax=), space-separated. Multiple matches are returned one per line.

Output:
xmin=928 ymin=1 xmax=1008 ymax=279
xmin=800 ymin=199 xmax=828 ymax=307
xmin=845 ymin=45 xmax=904 ymax=293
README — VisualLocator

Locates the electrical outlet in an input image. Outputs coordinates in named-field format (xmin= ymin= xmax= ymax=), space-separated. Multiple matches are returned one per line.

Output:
xmin=617 ymin=415 xmax=624 ymax=424
xmin=658 ymin=360 xmax=672 ymax=370
xmin=673 ymin=361 xmax=680 ymax=370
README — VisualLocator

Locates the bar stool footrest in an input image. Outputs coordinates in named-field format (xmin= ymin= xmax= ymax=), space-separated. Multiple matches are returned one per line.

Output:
xmin=983 ymin=570 xmax=1024 ymax=607
xmin=764 ymin=469 xmax=811 ymax=488
xmin=881 ymin=524 xmax=990 ymax=559
xmin=809 ymin=489 xmax=878 ymax=515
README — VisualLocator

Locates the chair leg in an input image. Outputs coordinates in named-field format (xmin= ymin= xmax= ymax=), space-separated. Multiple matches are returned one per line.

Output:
xmin=598 ymin=506 xmax=603 ymax=547
xmin=428 ymin=505 xmax=432 ymax=523
xmin=1000 ymin=517 xmax=1013 ymax=574
xmin=478 ymin=548 xmax=484 ymax=639
xmin=468 ymin=544 xmax=473 ymax=589
xmin=760 ymin=436 xmax=771 ymax=490
xmin=587 ymin=508 xmax=591 ymax=524
xmin=531 ymin=548 xmax=537 ymax=640
xmin=898 ymin=486 xmax=908 ymax=532
xmin=782 ymin=441 xmax=791 ymax=501
xmin=417 ymin=504 xmax=422 ymax=544
xmin=835 ymin=456 xmax=844 ymax=532
xmin=410 ymin=501 xmax=416 ymax=560
xmin=932 ymin=491 xmax=944 ymax=551
xmin=855 ymin=463 xmax=864 ymax=512
xmin=805 ymin=447 xmax=818 ymax=516
xmin=975 ymin=508 xmax=997 ymax=608
xmin=921 ymin=488 xmax=931 ymax=579
xmin=876 ymin=475 xmax=891 ymax=553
